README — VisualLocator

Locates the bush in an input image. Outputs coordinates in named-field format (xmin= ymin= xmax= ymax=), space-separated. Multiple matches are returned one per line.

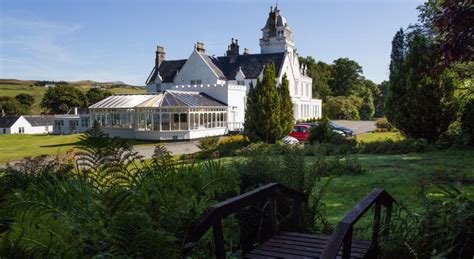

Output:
xmin=306 ymin=119 xmax=357 ymax=155
xmin=218 ymin=135 xmax=249 ymax=157
xmin=197 ymin=136 xmax=220 ymax=151
xmin=324 ymin=96 xmax=361 ymax=120
xmin=375 ymin=118 xmax=395 ymax=132
xmin=358 ymin=138 xmax=431 ymax=154
xmin=461 ymin=99 xmax=474 ymax=146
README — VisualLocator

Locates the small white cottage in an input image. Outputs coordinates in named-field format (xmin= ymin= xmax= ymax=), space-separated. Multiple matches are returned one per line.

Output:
xmin=0 ymin=116 xmax=53 ymax=134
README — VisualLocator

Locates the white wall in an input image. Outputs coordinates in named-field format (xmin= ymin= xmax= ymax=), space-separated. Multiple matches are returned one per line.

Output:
xmin=174 ymin=50 xmax=219 ymax=85
xmin=9 ymin=117 xmax=32 ymax=134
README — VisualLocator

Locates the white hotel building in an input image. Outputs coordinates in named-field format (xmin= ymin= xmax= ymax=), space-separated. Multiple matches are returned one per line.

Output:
xmin=89 ymin=6 xmax=322 ymax=140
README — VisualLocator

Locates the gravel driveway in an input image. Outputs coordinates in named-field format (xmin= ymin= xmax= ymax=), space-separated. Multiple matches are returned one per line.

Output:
xmin=331 ymin=120 xmax=376 ymax=135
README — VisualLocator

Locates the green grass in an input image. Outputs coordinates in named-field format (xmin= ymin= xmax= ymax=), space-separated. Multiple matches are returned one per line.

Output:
xmin=310 ymin=150 xmax=474 ymax=237
xmin=0 ymin=134 xmax=83 ymax=163
xmin=356 ymin=131 xmax=403 ymax=142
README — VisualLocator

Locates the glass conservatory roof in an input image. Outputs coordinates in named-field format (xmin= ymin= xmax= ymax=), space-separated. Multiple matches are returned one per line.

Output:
xmin=89 ymin=90 xmax=227 ymax=109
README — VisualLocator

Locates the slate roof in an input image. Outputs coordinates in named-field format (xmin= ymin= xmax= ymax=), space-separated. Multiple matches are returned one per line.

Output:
xmin=0 ymin=116 xmax=20 ymax=128
xmin=90 ymin=91 xmax=226 ymax=109
xmin=216 ymin=52 xmax=285 ymax=79
xmin=146 ymin=59 xmax=187 ymax=84
xmin=146 ymin=52 xmax=286 ymax=84
xmin=23 ymin=116 xmax=53 ymax=126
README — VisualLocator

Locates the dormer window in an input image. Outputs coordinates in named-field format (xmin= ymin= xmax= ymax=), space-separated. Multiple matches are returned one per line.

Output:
xmin=190 ymin=80 xmax=202 ymax=85
xmin=237 ymin=80 xmax=245 ymax=86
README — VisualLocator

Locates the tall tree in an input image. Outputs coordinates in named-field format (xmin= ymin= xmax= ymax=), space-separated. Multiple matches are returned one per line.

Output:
xmin=418 ymin=0 xmax=474 ymax=67
xmin=244 ymin=64 xmax=283 ymax=143
xmin=328 ymin=58 xmax=363 ymax=96
xmin=41 ymin=85 xmax=86 ymax=114
xmin=359 ymin=86 xmax=375 ymax=120
xmin=374 ymin=81 xmax=389 ymax=118
xmin=279 ymin=74 xmax=294 ymax=135
xmin=244 ymin=82 xmax=258 ymax=141
xmin=0 ymin=97 xmax=29 ymax=115
xmin=385 ymin=29 xmax=457 ymax=141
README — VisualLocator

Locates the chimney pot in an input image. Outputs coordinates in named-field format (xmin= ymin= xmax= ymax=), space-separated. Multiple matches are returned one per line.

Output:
xmin=195 ymin=42 xmax=205 ymax=53
xmin=156 ymin=45 xmax=166 ymax=67
xmin=243 ymin=48 xmax=250 ymax=55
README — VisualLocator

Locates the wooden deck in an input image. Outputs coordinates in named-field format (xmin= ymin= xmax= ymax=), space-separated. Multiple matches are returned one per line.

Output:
xmin=185 ymin=183 xmax=395 ymax=259
xmin=245 ymin=232 xmax=371 ymax=259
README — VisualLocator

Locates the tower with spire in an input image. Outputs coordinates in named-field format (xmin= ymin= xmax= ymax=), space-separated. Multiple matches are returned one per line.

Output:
xmin=259 ymin=5 xmax=295 ymax=54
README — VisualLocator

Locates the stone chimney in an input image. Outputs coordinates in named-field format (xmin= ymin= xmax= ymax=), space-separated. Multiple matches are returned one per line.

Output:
xmin=195 ymin=42 xmax=205 ymax=53
xmin=226 ymin=38 xmax=240 ymax=57
xmin=155 ymin=46 xmax=165 ymax=68
xmin=243 ymin=48 xmax=250 ymax=55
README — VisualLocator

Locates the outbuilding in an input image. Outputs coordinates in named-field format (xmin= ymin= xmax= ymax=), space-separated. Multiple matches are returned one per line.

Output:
xmin=0 ymin=116 xmax=53 ymax=134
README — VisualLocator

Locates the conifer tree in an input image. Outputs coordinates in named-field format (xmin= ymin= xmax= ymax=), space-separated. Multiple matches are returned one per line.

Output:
xmin=244 ymin=82 xmax=258 ymax=141
xmin=279 ymin=74 xmax=294 ymax=135
xmin=244 ymin=64 xmax=283 ymax=143
xmin=255 ymin=64 xmax=282 ymax=143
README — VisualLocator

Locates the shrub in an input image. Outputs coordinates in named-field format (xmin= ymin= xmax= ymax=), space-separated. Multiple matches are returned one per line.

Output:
xmin=358 ymin=138 xmax=431 ymax=154
xmin=461 ymin=99 xmax=474 ymax=146
xmin=306 ymin=119 xmax=357 ymax=155
xmin=324 ymin=96 xmax=361 ymax=120
xmin=375 ymin=118 xmax=395 ymax=132
xmin=218 ymin=135 xmax=249 ymax=157
xmin=197 ymin=136 xmax=220 ymax=151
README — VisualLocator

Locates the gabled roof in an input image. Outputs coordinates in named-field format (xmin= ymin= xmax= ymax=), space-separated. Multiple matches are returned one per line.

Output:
xmin=146 ymin=59 xmax=187 ymax=84
xmin=147 ymin=52 xmax=286 ymax=84
xmin=89 ymin=94 xmax=155 ymax=109
xmin=23 ymin=116 xmax=53 ymax=126
xmin=0 ymin=116 xmax=20 ymax=128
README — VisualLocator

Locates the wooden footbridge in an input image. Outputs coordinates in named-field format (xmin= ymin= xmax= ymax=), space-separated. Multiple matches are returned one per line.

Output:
xmin=186 ymin=183 xmax=395 ymax=259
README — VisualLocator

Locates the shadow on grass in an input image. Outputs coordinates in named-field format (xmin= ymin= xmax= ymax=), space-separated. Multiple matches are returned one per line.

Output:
xmin=40 ymin=141 xmax=83 ymax=148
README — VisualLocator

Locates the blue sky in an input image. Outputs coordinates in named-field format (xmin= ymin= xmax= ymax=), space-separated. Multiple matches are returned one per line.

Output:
xmin=1 ymin=0 xmax=424 ymax=86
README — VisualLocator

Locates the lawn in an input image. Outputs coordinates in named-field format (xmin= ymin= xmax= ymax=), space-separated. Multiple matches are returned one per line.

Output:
xmin=0 ymin=134 xmax=83 ymax=163
xmin=308 ymin=149 xmax=474 ymax=238
xmin=356 ymin=131 xmax=403 ymax=142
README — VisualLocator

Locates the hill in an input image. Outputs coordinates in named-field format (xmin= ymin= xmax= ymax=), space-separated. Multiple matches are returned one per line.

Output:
xmin=0 ymin=79 xmax=146 ymax=115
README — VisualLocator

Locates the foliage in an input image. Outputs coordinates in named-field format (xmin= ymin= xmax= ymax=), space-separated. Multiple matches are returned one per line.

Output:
xmin=0 ymin=96 xmax=30 ymax=115
xmin=244 ymin=64 xmax=284 ymax=143
xmin=310 ymin=156 xmax=365 ymax=177
xmin=279 ymin=74 xmax=294 ymax=136
xmin=299 ymin=57 xmax=333 ymax=100
xmin=328 ymin=58 xmax=363 ymax=96
xmin=197 ymin=135 xmax=220 ymax=151
xmin=385 ymin=28 xmax=458 ymax=142
xmin=418 ymin=0 xmax=474 ymax=67
xmin=359 ymin=85 xmax=375 ymax=120
xmin=324 ymin=96 xmax=361 ymax=120
xmin=375 ymin=81 xmax=389 ymax=118
xmin=460 ymin=99 xmax=474 ymax=146
xmin=358 ymin=138 xmax=430 ymax=154
xmin=85 ymin=88 xmax=112 ymax=106
xmin=381 ymin=185 xmax=474 ymax=258
xmin=218 ymin=135 xmax=249 ymax=157
xmin=375 ymin=118 xmax=396 ymax=132
xmin=41 ymin=85 xmax=86 ymax=114
xmin=15 ymin=93 xmax=35 ymax=107
xmin=307 ymin=118 xmax=335 ymax=144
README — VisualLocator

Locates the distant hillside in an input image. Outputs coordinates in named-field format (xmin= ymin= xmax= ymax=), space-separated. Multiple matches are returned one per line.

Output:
xmin=0 ymin=79 xmax=146 ymax=115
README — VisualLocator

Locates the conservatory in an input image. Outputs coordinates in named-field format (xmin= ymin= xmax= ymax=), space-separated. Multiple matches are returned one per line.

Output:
xmin=89 ymin=91 xmax=228 ymax=140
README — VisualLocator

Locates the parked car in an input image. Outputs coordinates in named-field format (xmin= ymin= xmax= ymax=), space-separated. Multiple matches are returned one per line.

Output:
xmin=301 ymin=121 xmax=354 ymax=137
xmin=281 ymin=135 xmax=299 ymax=145
xmin=289 ymin=124 xmax=312 ymax=142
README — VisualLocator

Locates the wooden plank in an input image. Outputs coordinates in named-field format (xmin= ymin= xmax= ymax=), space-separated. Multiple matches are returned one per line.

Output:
xmin=279 ymin=232 xmax=371 ymax=247
xmin=266 ymin=238 xmax=370 ymax=253
xmin=256 ymin=244 xmax=322 ymax=257
xmin=274 ymin=234 xmax=371 ymax=250
xmin=247 ymin=248 xmax=310 ymax=259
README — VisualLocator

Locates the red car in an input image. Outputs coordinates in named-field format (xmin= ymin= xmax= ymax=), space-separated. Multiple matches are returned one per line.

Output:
xmin=289 ymin=124 xmax=311 ymax=142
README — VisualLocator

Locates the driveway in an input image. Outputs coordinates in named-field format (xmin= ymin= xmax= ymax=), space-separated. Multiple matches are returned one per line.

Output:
xmin=332 ymin=120 xmax=376 ymax=135
xmin=134 ymin=141 xmax=201 ymax=158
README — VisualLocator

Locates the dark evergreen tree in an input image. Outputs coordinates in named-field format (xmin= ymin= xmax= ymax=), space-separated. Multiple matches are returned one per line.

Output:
xmin=385 ymin=29 xmax=457 ymax=142
xmin=244 ymin=64 xmax=283 ymax=143
xmin=243 ymin=82 xmax=258 ymax=141
xmin=359 ymin=86 xmax=375 ymax=120
xmin=279 ymin=74 xmax=294 ymax=135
